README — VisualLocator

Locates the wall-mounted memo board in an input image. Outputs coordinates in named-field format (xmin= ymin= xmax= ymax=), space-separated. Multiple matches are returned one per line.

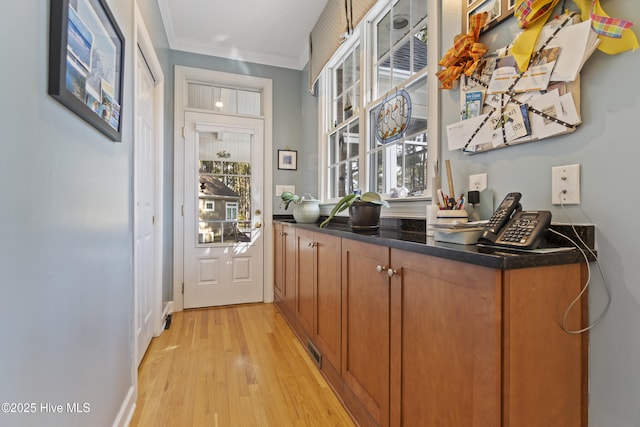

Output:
xmin=446 ymin=13 xmax=596 ymax=154
xmin=462 ymin=0 xmax=515 ymax=33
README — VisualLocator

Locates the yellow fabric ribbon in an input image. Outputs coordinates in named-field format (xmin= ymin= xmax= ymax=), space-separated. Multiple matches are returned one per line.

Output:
xmin=437 ymin=12 xmax=489 ymax=89
xmin=512 ymin=0 xmax=560 ymax=72
xmin=573 ymin=0 xmax=638 ymax=54
xmin=512 ymin=0 xmax=638 ymax=71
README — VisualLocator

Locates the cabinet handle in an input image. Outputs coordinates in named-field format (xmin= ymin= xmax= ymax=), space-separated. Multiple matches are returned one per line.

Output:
xmin=376 ymin=265 xmax=388 ymax=273
xmin=387 ymin=268 xmax=398 ymax=278
xmin=312 ymin=242 xmax=318 ymax=247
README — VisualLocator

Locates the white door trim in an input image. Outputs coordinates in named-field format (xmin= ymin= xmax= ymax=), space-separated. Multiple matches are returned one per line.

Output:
xmin=131 ymin=0 xmax=165 ymax=386
xmin=173 ymin=66 xmax=273 ymax=311
xmin=134 ymin=3 xmax=165 ymax=337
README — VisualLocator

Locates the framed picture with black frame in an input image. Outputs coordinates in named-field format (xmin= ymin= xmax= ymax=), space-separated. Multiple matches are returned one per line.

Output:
xmin=277 ymin=149 xmax=298 ymax=170
xmin=48 ymin=0 xmax=125 ymax=142
xmin=463 ymin=0 xmax=514 ymax=34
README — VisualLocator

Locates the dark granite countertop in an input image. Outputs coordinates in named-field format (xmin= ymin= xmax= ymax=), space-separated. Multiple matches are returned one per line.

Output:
xmin=274 ymin=216 xmax=595 ymax=270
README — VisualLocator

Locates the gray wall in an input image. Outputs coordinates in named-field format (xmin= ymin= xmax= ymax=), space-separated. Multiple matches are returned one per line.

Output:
xmin=0 ymin=0 xmax=135 ymax=426
xmin=438 ymin=3 xmax=640 ymax=426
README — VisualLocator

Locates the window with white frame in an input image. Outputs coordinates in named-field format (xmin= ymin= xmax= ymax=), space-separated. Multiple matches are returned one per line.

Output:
xmin=373 ymin=0 xmax=428 ymax=99
xmin=322 ymin=0 xmax=433 ymax=203
xmin=327 ymin=42 xmax=361 ymax=199
xmin=226 ymin=202 xmax=238 ymax=221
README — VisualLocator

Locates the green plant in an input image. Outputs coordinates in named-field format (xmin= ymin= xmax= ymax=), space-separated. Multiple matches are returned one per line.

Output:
xmin=279 ymin=191 xmax=302 ymax=210
xmin=320 ymin=192 xmax=389 ymax=228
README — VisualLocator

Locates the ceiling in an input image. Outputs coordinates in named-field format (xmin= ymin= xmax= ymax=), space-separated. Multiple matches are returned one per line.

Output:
xmin=157 ymin=0 xmax=330 ymax=70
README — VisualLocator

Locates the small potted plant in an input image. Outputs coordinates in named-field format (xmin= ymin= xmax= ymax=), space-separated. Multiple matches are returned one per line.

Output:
xmin=320 ymin=192 xmax=390 ymax=231
xmin=280 ymin=192 xmax=320 ymax=224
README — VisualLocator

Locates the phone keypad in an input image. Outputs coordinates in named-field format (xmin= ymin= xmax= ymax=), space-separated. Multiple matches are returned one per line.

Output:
xmin=486 ymin=210 xmax=507 ymax=231
xmin=499 ymin=219 xmax=539 ymax=245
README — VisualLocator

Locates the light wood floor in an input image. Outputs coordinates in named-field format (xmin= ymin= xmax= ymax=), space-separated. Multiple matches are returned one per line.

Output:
xmin=130 ymin=303 xmax=356 ymax=427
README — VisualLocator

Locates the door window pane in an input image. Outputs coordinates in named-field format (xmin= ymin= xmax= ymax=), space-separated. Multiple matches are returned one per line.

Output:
xmin=198 ymin=131 xmax=252 ymax=244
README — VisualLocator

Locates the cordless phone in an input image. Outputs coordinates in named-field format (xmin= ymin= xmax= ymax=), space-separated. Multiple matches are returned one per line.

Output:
xmin=478 ymin=192 xmax=552 ymax=250
xmin=479 ymin=192 xmax=522 ymax=243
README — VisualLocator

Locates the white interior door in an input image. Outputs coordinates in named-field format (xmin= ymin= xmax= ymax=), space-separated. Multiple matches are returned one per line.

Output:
xmin=134 ymin=47 xmax=156 ymax=366
xmin=183 ymin=112 xmax=264 ymax=309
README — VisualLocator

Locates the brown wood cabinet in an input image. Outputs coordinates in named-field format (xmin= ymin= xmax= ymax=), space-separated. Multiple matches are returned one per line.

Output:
xmin=274 ymin=223 xmax=588 ymax=427
xmin=341 ymin=238 xmax=391 ymax=427
xmin=273 ymin=223 xmax=296 ymax=317
xmin=312 ymin=232 xmax=342 ymax=372
xmin=295 ymin=229 xmax=315 ymax=337
xmin=273 ymin=223 xmax=285 ymax=299
xmin=389 ymin=248 xmax=502 ymax=427
xmin=501 ymin=264 xmax=587 ymax=427
xmin=295 ymin=229 xmax=342 ymax=371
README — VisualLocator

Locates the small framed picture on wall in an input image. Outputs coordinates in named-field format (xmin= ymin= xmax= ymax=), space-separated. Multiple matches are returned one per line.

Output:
xmin=278 ymin=149 xmax=297 ymax=170
xmin=48 ymin=0 xmax=125 ymax=141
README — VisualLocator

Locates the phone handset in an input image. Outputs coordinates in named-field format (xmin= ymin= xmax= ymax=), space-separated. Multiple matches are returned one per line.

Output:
xmin=478 ymin=192 xmax=522 ymax=244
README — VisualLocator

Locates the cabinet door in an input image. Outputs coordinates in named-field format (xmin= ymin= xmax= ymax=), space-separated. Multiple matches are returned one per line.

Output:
xmin=389 ymin=249 xmax=502 ymax=427
xmin=295 ymin=228 xmax=315 ymax=337
xmin=502 ymin=264 xmax=587 ymax=427
xmin=283 ymin=224 xmax=297 ymax=315
xmin=314 ymin=232 xmax=342 ymax=371
xmin=273 ymin=223 xmax=284 ymax=299
xmin=342 ymin=239 xmax=390 ymax=427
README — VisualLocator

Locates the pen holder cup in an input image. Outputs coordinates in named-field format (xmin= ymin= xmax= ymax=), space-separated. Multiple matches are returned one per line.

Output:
xmin=436 ymin=210 xmax=469 ymax=225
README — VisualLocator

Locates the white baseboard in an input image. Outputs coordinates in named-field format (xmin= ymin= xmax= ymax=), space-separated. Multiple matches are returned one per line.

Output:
xmin=112 ymin=386 xmax=136 ymax=427
xmin=159 ymin=301 xmax=173 ymax=332
xmin=163 ymin=301 xmax=173 ymax=319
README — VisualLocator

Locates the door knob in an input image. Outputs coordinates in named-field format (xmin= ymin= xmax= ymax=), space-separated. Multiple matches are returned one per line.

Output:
xmin=387 ymin=268 xmax=397 ymax=277
xmin=376 ymin=265 xmax=387 ymax=273
xmin=254 ymin=222 xmax=262 ymax=229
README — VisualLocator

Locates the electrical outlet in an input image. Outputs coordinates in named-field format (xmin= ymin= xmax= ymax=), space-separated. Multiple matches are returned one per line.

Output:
xmin=469 ymin=173 xmax=488 ymax=192
xmin=552 ymin=164 xmax=580 ymax=205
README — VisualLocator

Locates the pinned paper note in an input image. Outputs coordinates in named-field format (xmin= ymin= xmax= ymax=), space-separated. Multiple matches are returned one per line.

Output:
xmin=490 ymin=104 xmax=531 ymax=146
xmin=535 ymin=19 xmax=600 ymax=82
xmin=528 ymin=89 xmax=581 ymax=139
xmin=446 ymin=113 xmax=493 ymax=151
xmin=487 ymin=50 xmax=558 ymax=94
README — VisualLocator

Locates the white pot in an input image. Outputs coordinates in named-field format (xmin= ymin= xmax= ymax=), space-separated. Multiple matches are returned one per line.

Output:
xmin=293 ymin=199 xmax=320 ymax=223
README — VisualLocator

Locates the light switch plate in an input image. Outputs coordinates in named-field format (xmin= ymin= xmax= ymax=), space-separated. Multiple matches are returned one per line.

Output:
xmin=469 ymin=173 xmax=488 ymax=192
